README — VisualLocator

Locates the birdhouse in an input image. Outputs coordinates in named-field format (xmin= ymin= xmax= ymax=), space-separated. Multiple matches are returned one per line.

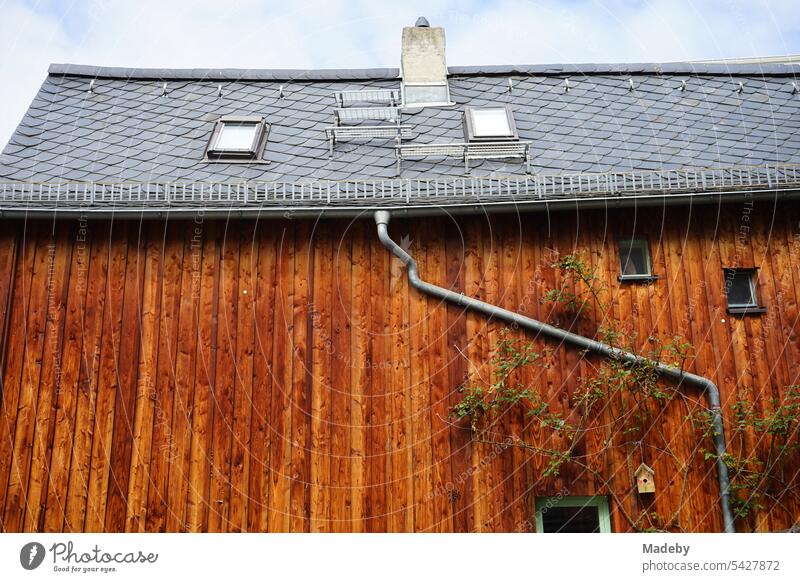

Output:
xmin=635 ymin=463 xmax=656 ymax=494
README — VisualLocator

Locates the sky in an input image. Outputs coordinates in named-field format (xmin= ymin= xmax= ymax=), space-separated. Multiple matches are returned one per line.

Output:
xmin=1 ymin=0 xmax=799 ymax=148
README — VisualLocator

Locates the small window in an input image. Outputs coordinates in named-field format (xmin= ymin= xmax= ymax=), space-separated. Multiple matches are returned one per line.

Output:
xmin=535 ymin=496 xmax=611 ymax=533
xmin=618 ymin=238 xmax=652 ymax=279
xmin=205 ymin=116 xmax=268 ymax=160
xmin=464 ymin=106 xmax=518 ymax=141
xmin=724 ymin=269 xmax=759 ymax=309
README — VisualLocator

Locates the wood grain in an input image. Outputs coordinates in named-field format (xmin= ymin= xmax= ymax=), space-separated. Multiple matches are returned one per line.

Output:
xmin=0 ymin=206 xmax=799 ymax=532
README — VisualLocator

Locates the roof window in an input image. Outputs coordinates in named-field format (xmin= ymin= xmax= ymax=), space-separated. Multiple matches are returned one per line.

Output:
xmin=205 ymin=116 xmax=268 ymax=160
xmin=464 ymin=106 xmax=518 ymax=141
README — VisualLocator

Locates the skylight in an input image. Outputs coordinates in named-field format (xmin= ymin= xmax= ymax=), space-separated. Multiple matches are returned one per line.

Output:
xmin=464 ymin=106 xmax=518 ymax=141
xmin=216 ymin=123 xmax=258 ymax=150
xmin=206 ymin=116 xmax=268 ymax=160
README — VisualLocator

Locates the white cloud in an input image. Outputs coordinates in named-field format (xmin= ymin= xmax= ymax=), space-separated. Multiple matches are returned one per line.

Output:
xmin=1 ymin=0 xmax=798 ymax=149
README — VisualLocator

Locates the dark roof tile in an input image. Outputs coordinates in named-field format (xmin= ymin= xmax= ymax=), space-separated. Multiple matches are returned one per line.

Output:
xmin=2 ymin=63 xmax=800 ymax=181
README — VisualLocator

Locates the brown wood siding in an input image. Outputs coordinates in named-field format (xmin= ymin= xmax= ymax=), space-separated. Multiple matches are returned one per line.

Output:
xmin=1 ymin=201 xmax=799 ymax=532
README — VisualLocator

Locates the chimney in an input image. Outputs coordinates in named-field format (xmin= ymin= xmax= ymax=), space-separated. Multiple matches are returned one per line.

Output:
xmin=400 ymin=17 xmax=451 ymax=107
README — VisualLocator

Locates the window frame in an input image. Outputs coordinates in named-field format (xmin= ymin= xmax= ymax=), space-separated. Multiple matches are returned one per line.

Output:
xmin=205 ymin=116 xmax=269 ymax=161
xmin=723 ymin=268 xmax=764 ymax=314
xmin=535 ymin=495 xmax=612 ymax=533
xmin=463 ymin=105 xmax=519 ymax=142
xmin=618 ymin=237 xmax=654 ymax=281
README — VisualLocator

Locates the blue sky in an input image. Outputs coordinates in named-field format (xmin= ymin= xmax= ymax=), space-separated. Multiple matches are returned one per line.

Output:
xmin=1 ymin=0 xmax=799 ymax=148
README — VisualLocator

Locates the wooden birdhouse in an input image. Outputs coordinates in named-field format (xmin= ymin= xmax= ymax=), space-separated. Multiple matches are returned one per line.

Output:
xmin=635 ymin=463 xmax=656 ymax=494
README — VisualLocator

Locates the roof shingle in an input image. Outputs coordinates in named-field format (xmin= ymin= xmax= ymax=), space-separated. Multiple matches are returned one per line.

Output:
xmin=1 ymin=63 xmax=799 ymax=183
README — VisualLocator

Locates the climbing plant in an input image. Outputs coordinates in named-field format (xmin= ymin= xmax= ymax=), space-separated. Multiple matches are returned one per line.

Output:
xmin=451 ymin=251 xmax=800 ymax=532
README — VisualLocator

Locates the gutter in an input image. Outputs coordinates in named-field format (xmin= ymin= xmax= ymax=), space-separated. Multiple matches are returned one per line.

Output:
xmin=1 ymin=187 xmax=799 ymax=220
xmin=374 ymin=209 xmax=736 ymax=533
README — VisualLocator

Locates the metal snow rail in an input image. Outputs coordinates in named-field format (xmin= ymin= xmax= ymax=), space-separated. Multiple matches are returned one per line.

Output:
xmin=1 ymin=164 xmax=799 ymax=215
xmin=334 ymin=89 xmax=400 ymax=108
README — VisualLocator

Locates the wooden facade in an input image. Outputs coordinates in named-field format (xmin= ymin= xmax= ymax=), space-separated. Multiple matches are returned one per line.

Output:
xmin=0 ymin=199 xmax=799 ymax=533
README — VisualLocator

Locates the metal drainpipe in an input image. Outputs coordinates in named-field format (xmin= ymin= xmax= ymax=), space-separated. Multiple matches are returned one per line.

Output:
xmin=374 ymin=210 xmax=736 ymax=533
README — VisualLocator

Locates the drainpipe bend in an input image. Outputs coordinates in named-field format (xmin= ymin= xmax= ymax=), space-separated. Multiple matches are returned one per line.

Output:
xmin=374 ymin=210 xmax=735 ymax=533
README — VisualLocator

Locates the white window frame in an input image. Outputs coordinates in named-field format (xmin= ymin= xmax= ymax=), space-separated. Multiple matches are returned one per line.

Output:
xmin=535 ymin=495 xmax=612 ymax=533
xmin=205 ymin=116 xmax=268 ymax=160
xmin=463 ymin=105 xmax=519 ymax=142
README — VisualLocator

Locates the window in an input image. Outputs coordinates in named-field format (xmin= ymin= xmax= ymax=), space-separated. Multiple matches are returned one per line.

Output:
xmin=535 ymin=496 xmax=611 ymax=533
xmin=205 ymin=116 xmax=268 ymax=160
xmin=618 ymin=238 xmax=652 ymax=279
xmin=724 ymin=268 xmax=761 ymax=311
xmin=464 ymin=106 xmax=518 ymax=141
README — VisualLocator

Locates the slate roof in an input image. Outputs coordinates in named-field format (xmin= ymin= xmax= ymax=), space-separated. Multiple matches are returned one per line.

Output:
xmin=1 ymin=62 xmax=799 ymax=183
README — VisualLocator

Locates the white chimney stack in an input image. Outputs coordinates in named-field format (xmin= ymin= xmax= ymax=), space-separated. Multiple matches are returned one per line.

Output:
xmin=400 ymin=17 xmax=451 ymax=107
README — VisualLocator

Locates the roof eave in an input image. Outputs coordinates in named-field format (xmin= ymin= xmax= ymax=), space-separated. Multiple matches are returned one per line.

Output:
xmin=47 ymin=60 xmax=800 ymax=82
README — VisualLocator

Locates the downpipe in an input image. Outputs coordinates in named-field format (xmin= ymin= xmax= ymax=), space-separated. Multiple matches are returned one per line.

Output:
xmin=374 ymin=210 xmax=736 ymax=533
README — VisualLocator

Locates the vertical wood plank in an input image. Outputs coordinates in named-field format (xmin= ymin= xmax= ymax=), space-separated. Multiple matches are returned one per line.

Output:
xmin=103 ymin=222 xmax=146 ymax=532
xmin=408 ymin=219 xmax=434 ymax=531
xmin=208 ymin=224 xmax=239 ymax=532
xmin=267 ymin=223 xmax=293 ymax=532
xmin=309 ymin=223 xmax=332 ymax=532
xmin=63 ymin=224 xmax=110 ymax=532
xmin=42 ymin=221 xmax=92 ymax=531
xmin=367 ymin=221 xmax=389 ymax=532
xmin=83 ymin=223 xmax=129 ymax=531
xmin=445 ymin=217 xmax=473 ymax=533
xmin=0 ymin=223 xmax=31 ymax=531
xmin=329 ymin=221 xmax=353 ymax=532
xmin=3 ymin=226 xmax=66 ymax=531
xmin=387 ymin=219 xmax=413 ymax=532
xmin=249 ymin=222 xmax=277 ymax=531
xmin=143 ymin=224 xmax=184 ymax=532
xmin=229 ymin=222 xmax=256 ymax=532
xmin=0 ymin=221 xmax=28 ymax=532
xmin=124 ymin=222 xmax=164 ymax=532
xmin=164 ymin=221 xmax=203 ymax=532
xmin=19 ymin=225 xmax=72 ymax=532
xmin=426 ymin=219 xmax=454 ymax=532
xmin=349 ymin=220 xmax=369 ymax=532
xmin=185 ymin=222 xmax=220 ymax=532
xmin=289 ymin=221 xmax=311 ymax=532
